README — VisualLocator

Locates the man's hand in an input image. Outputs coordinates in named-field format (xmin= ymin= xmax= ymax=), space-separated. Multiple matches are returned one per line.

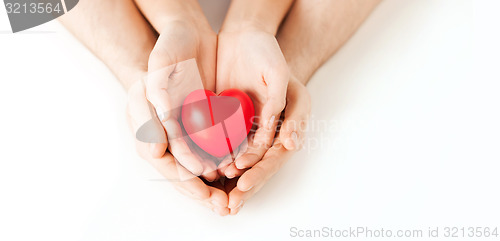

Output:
xmin=222 ymin=0 xmax=381 ymax=213
xmin=61 ymin=0 xmax=228 ymax=214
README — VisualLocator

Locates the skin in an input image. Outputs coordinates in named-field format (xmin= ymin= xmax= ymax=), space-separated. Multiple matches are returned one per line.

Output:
xmin=60 ymin=0 xmax=381 ymax=216
xmin=59 ymin=0 xmax=155 ymax=90
xmin=226 ymin=0 xmax=382 ymax=214
xmin=216 ymin=0 xmax=294 ymax=179
xmin=134 ymin=0 xmax=219 ymax=182
xmin=59 ymin=0 xmax=230 ymax=216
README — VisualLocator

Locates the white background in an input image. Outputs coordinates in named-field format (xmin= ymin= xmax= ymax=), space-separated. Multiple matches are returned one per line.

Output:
xmin=1 ymin=0 xmax=499 ymax=240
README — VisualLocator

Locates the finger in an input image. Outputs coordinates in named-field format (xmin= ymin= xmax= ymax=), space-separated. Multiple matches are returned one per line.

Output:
xmin=228 ymin=143 xmax=293 ymax=214
xmin=148 ymin=152 xmax=211 ymax=200
xmin=144 ymin=64 xmax=177 ymax=121
xmin=193 ymin=186 xmax=229 ymax=216
xmin=224 ymin=163 xmax=246 ymax=179
xmin=173 ymin=171 xmax=229 ymax=216
xmin=191 ymin=145 xmax=220 ymax=182
xmin=234 ymin=130 xmax=275 ymax=169
xmin=218 ymin=144 xmax=245 ymax=177
xmin=228 ymin=144 xmax=294 ymax=215
xmin=165 ymin=119 xmax=204 ymax=176
xmin=222 ymin=146 xmax=248 ymax=178
xmin=208 ymin=185 xmax=229 ymax=206
xmin=150 ymin=143 xmax=168 ymax=158
xmin=129 ymin=72 xmax=224 ymax=212
xmin=217 ymin=154 xmax=233 ymax=176
xmin=261 ymin=68 xmax=289 ymax=129
xmin=127 ymin=80 xmax=167 ymax=158
xmin=200 ymin=159 xmax=219 ymax=182
xmin=227 ymin=187 xmax=250 ymax=215
xmin=242 ymin=69 xmax=288 ymax=164
xmin=145 ymin=63 xmax=205 ymax=176
xmin=213 ymin=206 xmax=230 ymax=216
xmin=280 ymin=84 xmax=311 ymax=151
xmin=248 ymin=104 xmax=280 ymax=158
xmin=226 ymin=177 xmax=247 ymax=215
xmin=195 ymin=181 xmax=229 ymax=216
xmin=207 ymin=186 xmax=230 ymax=216
xmin=141 ymin=143 xmax=229 ymax=214
xmin=237 ymin=141 xmax=294 ymax=192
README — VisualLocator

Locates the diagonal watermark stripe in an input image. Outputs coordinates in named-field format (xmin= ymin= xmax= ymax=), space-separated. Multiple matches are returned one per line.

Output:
xmin=3 ymin=0 xmax=79 ymax=33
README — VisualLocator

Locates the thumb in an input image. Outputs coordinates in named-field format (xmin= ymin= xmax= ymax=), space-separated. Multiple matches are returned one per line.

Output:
xmin=261 ymin=69 xmax=289 ymax=129
xmin=279 ymin=82 xmax=311 ymax=151
xmin=128 ymin=80 xmax=168 ymax=158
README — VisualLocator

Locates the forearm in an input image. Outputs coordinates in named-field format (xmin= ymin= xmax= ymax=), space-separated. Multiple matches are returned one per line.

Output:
xmin=221 ymin=0 xmax=294 ymax=34
xmin=277 ymin=0 xmax=381 ymax=84
xmin=59 ymin=0 xmax=157 ymax=90
xmin=134 ymin=0 xmax=211 ymax=33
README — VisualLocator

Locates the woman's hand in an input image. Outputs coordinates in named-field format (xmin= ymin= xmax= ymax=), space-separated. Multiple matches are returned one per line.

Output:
xmin=126 ymin=20 xmax=228 ymax=213
xmin=225 ymin=78 xmax=311 ymax=214
xmin=144 ymin=20 xmax=219 ymax=181
xmin=131 ymin=0 xmax=219 ymax=181
xmin=127 ymin=79 xmax=229 ymax=216
xmin=216 ymin=27 xmax=290 ymax=179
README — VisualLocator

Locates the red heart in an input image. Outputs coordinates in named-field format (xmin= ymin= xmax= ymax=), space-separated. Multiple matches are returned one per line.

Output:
xmin=181 ymin=89 xmax=255 ymax=158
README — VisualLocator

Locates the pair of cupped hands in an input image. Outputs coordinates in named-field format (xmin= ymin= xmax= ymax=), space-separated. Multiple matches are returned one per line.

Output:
xmin=126 ymin=19 xmax=310 ymax=215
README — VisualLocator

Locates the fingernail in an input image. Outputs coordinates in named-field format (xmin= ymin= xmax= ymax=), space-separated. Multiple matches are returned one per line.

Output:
xmin=236 ymin=200 xmax=244 ymax=209
xmin=235 ymin=161 xmax=245 ymax=169
xmin=266 ymin=115 xmax=275 ymax=130
xmin=156 ymin=109 xmax=166 ymax=122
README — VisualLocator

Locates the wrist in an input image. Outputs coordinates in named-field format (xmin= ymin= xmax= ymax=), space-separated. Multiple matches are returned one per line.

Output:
xmin=289 ymin=73 xmax=308 ymax=87
xmin=221 ymin=0 xmax=293 ymax=35
xmin=282 ymin=52 xmax=316 ymax=86
xmin=221 ymin=19 xmax=277 ymax=35
xmin=111 ymin=63 xmax=147 ymax=91
xmin=136 ymin=0 xmax=211 ymax=34
xmin=156 ymin=14 xmax=212 ymax=35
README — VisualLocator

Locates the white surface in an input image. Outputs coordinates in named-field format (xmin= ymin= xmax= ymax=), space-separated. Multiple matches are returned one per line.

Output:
xmin=1 ymin=0 xmax=499 ymax=240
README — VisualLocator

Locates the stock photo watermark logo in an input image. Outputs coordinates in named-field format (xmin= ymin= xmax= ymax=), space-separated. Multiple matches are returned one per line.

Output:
xmin=3 ymin=0 xmax=79 ymax=33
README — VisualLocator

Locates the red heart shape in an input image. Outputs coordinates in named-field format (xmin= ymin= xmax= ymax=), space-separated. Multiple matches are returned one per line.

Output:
xmin=181 ymin=89 xmax=255 ymax=158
